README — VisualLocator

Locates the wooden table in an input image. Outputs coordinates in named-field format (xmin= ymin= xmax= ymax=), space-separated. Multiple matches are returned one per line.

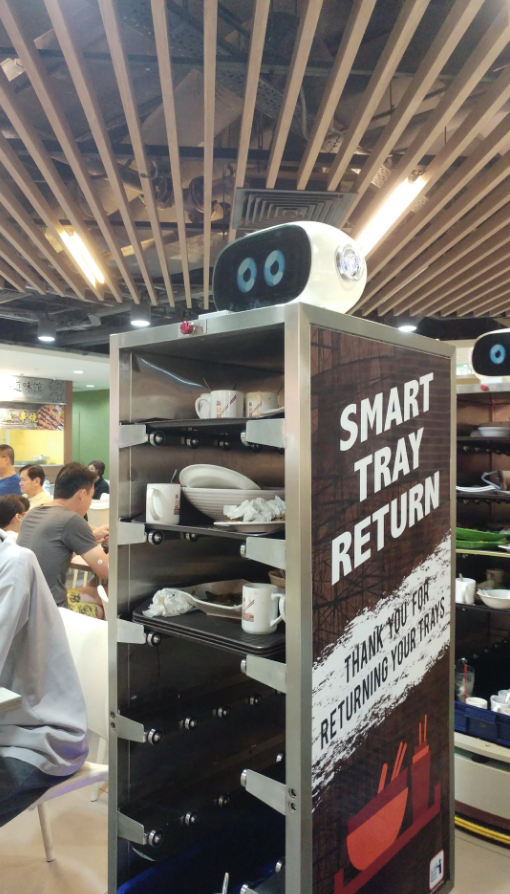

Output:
xmin=69 ymin=555 xmax=90 ymax=572
xmin=0 ymin=687 xmax=22 ymax=716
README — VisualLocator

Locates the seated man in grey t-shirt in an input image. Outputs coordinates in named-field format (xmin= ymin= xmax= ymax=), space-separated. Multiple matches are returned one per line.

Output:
xmin=0 ymin=530 xmax=88 ymax=825
xmin=17 ymin=462 xmax=109 ymax=619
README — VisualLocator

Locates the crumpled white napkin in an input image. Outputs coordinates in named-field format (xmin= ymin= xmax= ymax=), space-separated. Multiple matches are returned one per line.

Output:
xmin=142 ymin=588 xmax=195 ymax=618
xmin=223 ymin=495 xmax=285 ymax=523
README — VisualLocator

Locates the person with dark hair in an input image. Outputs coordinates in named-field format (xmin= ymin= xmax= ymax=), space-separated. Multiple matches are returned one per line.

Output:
xmin=88 ymin=460 xmax=109 ymax=501
xmin=17 ymin=462 xmax=109 ymax=618
xmin=0 ymin=445 xmax=21 ymax=496
xmin=19 ymin=464 xmax=51 ymax=508
xmin=0 ymin=495 xmax=30 ymax=541
xmin=0 ymin=529 xmax=87 ymax=825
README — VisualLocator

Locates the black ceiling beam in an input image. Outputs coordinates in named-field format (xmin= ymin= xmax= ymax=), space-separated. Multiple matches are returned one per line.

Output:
xmin=0 ymin=47 xmax=496 ymax=83
xmin=5 ymin=136 xmax=442 ymax=168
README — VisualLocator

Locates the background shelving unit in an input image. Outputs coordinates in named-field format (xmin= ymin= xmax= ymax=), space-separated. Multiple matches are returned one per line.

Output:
xmin=455 ymin=385 xmax=510 ymax=829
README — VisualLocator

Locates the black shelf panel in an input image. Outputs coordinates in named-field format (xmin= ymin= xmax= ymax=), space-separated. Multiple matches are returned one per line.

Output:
xmin=458 ymin=436 xmax=510 ymax=455
xmin=146 ymin=415 xmax=284 ymax=432
xmin=456 ymin=602 xmax=510 ymax=616
xmin=147 ymin=522 xmax=284 ymax=541
xmin=133 ymin=597 xmax=286 ymax=657
xmin=457 ymin=492 xmax=510 ymax=504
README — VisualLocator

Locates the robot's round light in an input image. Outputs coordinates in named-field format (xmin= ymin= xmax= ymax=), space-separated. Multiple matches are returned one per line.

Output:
xmin=490 ymin=343 xmax=506 ymax=365
xmin=336 ymin=244 xmax=365 ymax=282
xmin=237 ymin=257 xmax=257 ymax=293
xmin=264 ymin=249 xmax=285 ymax=286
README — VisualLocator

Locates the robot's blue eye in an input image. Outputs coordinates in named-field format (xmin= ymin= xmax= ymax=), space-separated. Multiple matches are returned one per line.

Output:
xmin=264 ymin=250 xmax=285 ymax=287
xmin=490 ymin=344 xmax=506 ymax=365
xmin=236 ymin=257 xmax=257 ymax=293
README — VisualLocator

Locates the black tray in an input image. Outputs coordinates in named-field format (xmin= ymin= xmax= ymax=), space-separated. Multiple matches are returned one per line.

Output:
xmin=133 ymin=597 xmax=286 ymax=657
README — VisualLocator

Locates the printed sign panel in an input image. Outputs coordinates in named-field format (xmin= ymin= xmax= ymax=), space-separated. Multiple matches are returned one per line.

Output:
xmin=311 ymin=328 xmax=452 ymax=894
xmin=0 ymin=376 xmax=66 ymax=404
xmin=0 ymin=404 xmax=64 ymax=430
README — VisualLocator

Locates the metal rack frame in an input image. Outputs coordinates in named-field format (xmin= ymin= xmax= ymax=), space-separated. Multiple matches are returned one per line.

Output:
xmin=108 ymin=304 xmax=455 ymax=894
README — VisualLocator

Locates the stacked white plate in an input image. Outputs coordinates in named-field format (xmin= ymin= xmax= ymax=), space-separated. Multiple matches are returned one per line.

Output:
xmin=180 ymin=464 xmax=284 ymax=522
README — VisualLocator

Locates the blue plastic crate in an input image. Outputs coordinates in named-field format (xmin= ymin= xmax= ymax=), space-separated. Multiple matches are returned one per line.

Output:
xmin=454 ymin=699 xmax=510 ymax=747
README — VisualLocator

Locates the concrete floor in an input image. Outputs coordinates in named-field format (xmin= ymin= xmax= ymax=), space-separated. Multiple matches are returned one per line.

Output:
xmin=0 ymin=784 xmax=107 ymax=894
xmin=0 ymin=797 xmax=509 ymax=894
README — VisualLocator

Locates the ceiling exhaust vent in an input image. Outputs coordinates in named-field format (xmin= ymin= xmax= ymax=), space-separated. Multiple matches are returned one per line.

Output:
xmin=231 ymin=189 xmax=357 ymax=234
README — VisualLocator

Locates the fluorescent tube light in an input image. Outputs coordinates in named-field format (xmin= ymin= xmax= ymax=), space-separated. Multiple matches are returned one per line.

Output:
xmin=61 ymin=231 xmax=105 ymax=287
xmin=357 ymin=176 xmax=425 ymax=256
xmin=398 ymin=324 xmax=417 ymax=333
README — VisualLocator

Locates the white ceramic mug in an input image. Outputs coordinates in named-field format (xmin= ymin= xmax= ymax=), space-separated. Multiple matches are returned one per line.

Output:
xmin=146 ymin=483 xmax=181 ymax=525
xmin=455 ymin=577 xmax=476 ymax=605
xmin=491 ymin=694 xmax=510 ymax=714
xmin=466 ymin=697 xmax=488 ymax=709
xmin=195 ymin=390 xmax=245 ymax=419
xmin=246 ymin=391 xmax=279 ymax=418
xmin=242 ymin=583 xmax=282 ymax=634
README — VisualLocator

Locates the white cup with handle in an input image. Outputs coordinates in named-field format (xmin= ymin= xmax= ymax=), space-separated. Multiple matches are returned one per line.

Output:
xmin=491 ymin=694 xmax=510 ymax=714
xmin=242 ymin=583 xmax=284 ymax=634
xmin=246 ymin=391 xmax=279 ymax=418
xmin=272 ymin=591 xmax=286 ymax=626
xmin=455 ymin=577 xmax=476 ymax=605
xmin=146 ymin=483 xmax=181 ymax=525
xmin=195 ymin=390 xmax=245 ymax=419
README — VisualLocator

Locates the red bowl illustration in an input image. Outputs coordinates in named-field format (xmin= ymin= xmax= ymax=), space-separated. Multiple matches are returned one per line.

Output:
xmin=347 ymin=769 xmax=409 ymax=871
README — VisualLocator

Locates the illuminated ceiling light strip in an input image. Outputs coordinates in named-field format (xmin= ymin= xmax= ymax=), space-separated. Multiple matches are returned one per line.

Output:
xmin=43 ymin=0 xmax=155 ymax=305
xmin=327 ymin=0 xmax=430 ymax=192
xmin=349 ymin=0 xmax=484 ymax=212
xmin=356 ymin=177 xmax=426 ymax=256
xmin=361 ymin=162 xmax=510 ymax=317
xmin=0 ymin=0 xmax=129 ymax=302
xmin=353 ymin=7 xmax=510 ymax=251
xmin=61 ymin=232 xmax=105 ymax=288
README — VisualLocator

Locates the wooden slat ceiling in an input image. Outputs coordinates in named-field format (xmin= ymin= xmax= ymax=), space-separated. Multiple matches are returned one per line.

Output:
xmin=0 ymin=0 xmax=509 ymax=327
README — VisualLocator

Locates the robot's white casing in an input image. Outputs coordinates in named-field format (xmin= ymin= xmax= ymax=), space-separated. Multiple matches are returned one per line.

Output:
xmin=212 ymin=220 xmax=367 ymax=314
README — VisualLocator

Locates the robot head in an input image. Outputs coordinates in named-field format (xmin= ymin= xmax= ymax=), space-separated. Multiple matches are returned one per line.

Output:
xmin=212 ymin=221 xmax=367 ymax=313
xmin=472 ymin=329 xmax=510 ymax=377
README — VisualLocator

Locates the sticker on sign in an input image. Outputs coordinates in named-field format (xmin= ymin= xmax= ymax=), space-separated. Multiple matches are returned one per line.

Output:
xmin=430 ymin=849 xmax=445 ymax=890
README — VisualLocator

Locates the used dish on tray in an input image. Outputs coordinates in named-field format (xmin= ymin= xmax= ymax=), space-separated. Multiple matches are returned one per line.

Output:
xmin=456 ymin=527 xmax=510 ymax=542
xmin=183 ymin=580 xmax=247 ymax=619
xmin=477 ymin=588 xmax=510 ymax=610
xmin=183 ymin=487 xmax=285 ymax=521
xmin=179 ymin=464 xmax=259 ymax=490
xmin=214 ymin=520 xmax=285 ymax=533
xmin=477 ymin=425 xmax=510 ymax=438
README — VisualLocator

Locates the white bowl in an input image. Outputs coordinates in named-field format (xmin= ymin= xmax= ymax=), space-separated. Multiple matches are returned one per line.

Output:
xmin=477 ymin=588 xmax=510 ymax=610
xmin=182 ymin=487 xmax=285 ymax=521
xmin=180 ymin=464 xmax=259 ymax=490
xmin=478 ymin=426 xmax=510 ymax=438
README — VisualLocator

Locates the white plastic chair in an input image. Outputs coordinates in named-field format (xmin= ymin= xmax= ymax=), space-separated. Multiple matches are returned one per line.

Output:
xmin=97 ymin=584 xmax=109 ymax=621
xmin=29 ymin=609 xmax=109 ymax=861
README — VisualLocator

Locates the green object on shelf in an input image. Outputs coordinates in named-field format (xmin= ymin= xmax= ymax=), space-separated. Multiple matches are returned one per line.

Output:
xmin=456 ymin=527 xmax=510 ymax=543
xmin=456 ymin=540 xmax=506 ymax=550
